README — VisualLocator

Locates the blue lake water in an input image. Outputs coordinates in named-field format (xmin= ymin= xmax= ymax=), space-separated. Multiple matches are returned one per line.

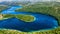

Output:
xmin=0 ymin=6 xmax=58 ymax=32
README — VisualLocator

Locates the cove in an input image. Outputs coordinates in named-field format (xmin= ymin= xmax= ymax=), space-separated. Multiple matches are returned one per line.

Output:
xmin=0 ymin=6 xmax=58 ymax=32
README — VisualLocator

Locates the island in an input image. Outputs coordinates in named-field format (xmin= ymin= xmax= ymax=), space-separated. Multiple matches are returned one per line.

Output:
xmin=15 ymin=14 xmax=35 ymax=22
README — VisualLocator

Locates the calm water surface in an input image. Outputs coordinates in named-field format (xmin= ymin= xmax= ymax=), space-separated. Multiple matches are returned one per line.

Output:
xmin=0 ymin=6 xmax=58 ymax=32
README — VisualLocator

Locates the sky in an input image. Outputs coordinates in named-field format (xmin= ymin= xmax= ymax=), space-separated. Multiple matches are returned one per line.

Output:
xmin=0 ymin=0 xmax=59 ymax=2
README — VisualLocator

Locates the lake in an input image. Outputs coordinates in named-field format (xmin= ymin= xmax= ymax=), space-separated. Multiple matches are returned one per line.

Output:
xmin=0 ymin=6 xmax=58 ymax=32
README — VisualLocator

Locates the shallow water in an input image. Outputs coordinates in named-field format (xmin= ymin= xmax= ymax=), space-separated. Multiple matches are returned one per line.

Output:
xmin=0 ymin=6 xmax=58 ymax=32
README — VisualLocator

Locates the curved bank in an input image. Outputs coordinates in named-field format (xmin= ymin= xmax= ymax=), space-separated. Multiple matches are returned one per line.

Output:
xmin=0 ymin=6 xmax=58 ymax=32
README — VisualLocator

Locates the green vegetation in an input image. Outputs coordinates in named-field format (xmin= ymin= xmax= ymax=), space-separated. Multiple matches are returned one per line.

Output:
xmin=15 ymin=14 xmax=35 ymax=22
xmin=15 ymin=2 xmax=60 ymax=34
xmin=0 ymin=14 xmax=15 ymax=20
xmin=0 ymin=14 xmax=35 ymax=23
xmin=3 ymin=14 xmax=15 ymax=18
xmin=0 ymin=27 xmax=60 ymax=34
xmin=0 ymin=2 xmax=60 ymax=34
xmin=0 ymin=5 xmax=10 ymax=13
xmin=16 ymin=2 xmax=60 ymax=25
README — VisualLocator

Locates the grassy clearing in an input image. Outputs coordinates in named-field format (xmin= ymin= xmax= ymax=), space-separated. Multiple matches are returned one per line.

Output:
xmin=0 ymin=14 xmax=35 ymax=23
xmin=15 ymin=14 xmax=35 ymax=22
xmin=0 ymin=14 xmax=15 ymax=20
